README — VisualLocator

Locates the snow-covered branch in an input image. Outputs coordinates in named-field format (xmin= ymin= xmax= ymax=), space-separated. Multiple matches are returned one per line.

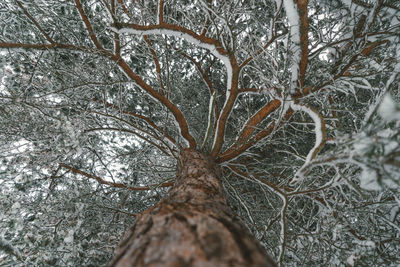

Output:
xmin=111 ymin=23 xmax=233 ymax=91
xmin=290 ymin=103 xmax=326 ymax=184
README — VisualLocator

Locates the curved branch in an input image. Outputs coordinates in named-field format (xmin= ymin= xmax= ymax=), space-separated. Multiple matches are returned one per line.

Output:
xmin=111 ymin=20 xmax=240 ymax=152
xmin=113 ymin=57 xmax=197 ymax=148
xmin=291 ymin=103 xmax=326 ymax=162
xmin=290 ymin=103 xmax=327 ymax=184
xmin=112 ymin=22 xmax=228 ymax=55
xmin=59 ymin=163 xmax=174 ymax=191
xmin=111 ymin=21 xmax=233 ymax=92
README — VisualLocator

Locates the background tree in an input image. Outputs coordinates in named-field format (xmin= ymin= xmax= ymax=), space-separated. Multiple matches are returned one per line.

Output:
xmin=0 ymin=0 xmax=399 ymax=266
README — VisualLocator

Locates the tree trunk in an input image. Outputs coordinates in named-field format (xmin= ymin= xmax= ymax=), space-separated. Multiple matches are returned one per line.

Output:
xmin=110 ymin=149 xmax=277 ymax=267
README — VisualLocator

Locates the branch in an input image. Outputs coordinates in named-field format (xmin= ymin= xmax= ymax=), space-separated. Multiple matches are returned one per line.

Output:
xmin=217 ymin=100 xmax=281 ymax=162
xmin=102 ymin=205 xmax=137 ymax=217
xmin=112 ymin=58 xmax=197 ymax=148
xmin=0 ymin=237 xmax=24 ymax=262
xmin=283 ymin=0 xmax=303 ymax=93
xmin=116 ymin=0 xmax=133 ymax=19
xmin=84 ymin=127 xmax=172 ymax=156
xmin=235 ymin=99 xmax=281 ymax=145
xmin=239 ymin=29 xmax=288 ymax=69
xmin=290 ymin=103 xmax=327 ymax=184
xmin=107 ymin=0 xmax=121 ymax=55
xmin=227 ymin=164 xmax=288 ymax=263
xmin=298 ymin=39 xmax=390 ymax=98
xmin=112 ymin=22 xmax=228 ymax=56
xmin=74 ymin=0 xmax=104 ymax=50
xmin=309 ymin=31 xmax=394 ymax=59
xmin=91 ymin=110 xmax=177 ymax=156
xmin=227 ymin=165 xmax=286 ymax=195
xmin=0 ymin=42 xmax=91 ymax=51
xmin=278 ymin=195 xmax=288 ymax=265
xmin=157 ymin=0 xmax=164 ymax=24
xmin=14 ymin=0 xmax=54 ymax=44
xmin=201 ymin=91 xmax=216 ymax=149
xmin=210 ymin=69 xmax=239 ymax=157
xmin=59 ymin=163 xmax=174 ymax=191
xmin=200 ymin=0 xmax=212 ymax=36
xmin=180 ymin=52 xmax=214 ymax=95
xmin=112 ymin=21 xmax=233 ymax=91
xmin=179 ymin=51 xmax=220 ymax=121
xmin=92 ymin=97 xmax=177 ymax=146
xmin=111 ymin=21 xmax=239 ymax=152
xmin=144 ymin=36 xmax=166 ymax=95
xmin=217 ymin=122 xmax=275 ymax=163
xmin=294 ymin=0 xmax=309 ymax=88
xmin=217 ymin=108 xmax=294 ymax=163
xmin=0 ymin=30 xmax=196 ymax=148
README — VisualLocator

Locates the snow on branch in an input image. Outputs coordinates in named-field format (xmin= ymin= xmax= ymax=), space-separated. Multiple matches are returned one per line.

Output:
xmin=112 ymin=22 xmax=238 ymax=153
xmin=111 ymin=23 xmax=233 ymax=91
xmin=157 ymin=0 xmax=164 ymax=24
xmin=290 ymin=102 xmax=327 ymax=184
xmin=283 ymin=0 xmax=309 ymax=93
xmin=283 ymin=0 xmax=301 ymax=93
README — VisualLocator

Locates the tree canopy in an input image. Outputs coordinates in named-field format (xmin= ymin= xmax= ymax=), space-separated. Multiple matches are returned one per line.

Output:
xmin=0 ymin=0 xmax=399 ymax=266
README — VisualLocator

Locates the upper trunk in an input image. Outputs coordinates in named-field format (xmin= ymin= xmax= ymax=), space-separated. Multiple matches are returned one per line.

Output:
xmin=110 ymin=149 xmax=276 ymax=267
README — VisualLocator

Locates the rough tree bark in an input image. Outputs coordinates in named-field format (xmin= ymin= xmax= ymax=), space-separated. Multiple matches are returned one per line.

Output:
xmin=110 ymin=149 xmax=277 ymax=267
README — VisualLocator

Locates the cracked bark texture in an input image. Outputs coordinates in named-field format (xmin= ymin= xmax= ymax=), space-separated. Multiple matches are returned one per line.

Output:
xmin=110 ymin=149 xmax=277 ymax=267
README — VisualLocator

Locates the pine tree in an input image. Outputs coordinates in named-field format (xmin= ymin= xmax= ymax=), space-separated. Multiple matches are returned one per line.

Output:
xmin=0 ymin=0 xmax=399 ymax=266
